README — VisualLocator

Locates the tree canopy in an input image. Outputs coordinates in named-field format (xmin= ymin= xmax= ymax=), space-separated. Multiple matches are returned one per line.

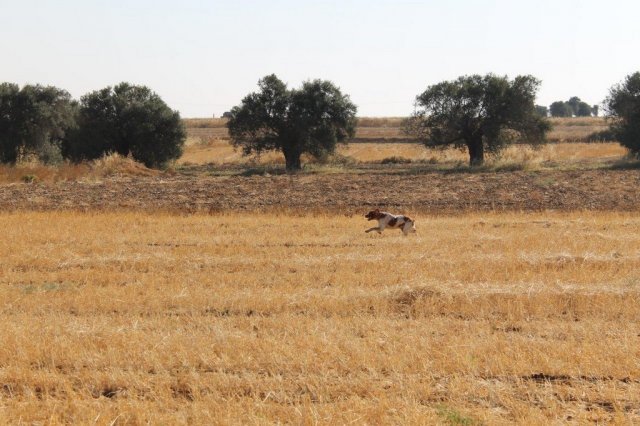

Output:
xmin=549 ymin=101 xmax=573 ymax=117
xmin=406 ymin=74 xmax=550 ymax=166
xmin=549 ymin=97 xmax=597 ymax=117
xmin=227 ymin=74 xmax=357 ymax=171
xmin=63 ymin=83 xmax=185 ymax=168
xmin=605 ymin=71 xmax=640 ymax=155
xmin=535 ymin=105 xmax=549 ymax=117
xmin=0 ymin=83 xmax=76 ymax=164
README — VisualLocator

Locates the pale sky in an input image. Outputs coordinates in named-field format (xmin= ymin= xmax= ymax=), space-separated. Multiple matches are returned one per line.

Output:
xmin=2 ymin=0 xmax=639 ymax=117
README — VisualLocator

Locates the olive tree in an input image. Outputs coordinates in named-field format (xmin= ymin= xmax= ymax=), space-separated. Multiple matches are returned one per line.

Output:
xmin=549 ymin=101 xmax=573 ymax=117
xmin=576 ymin=101 xmax=593 ymax=117
xmin=605 ymin=72 xmax=640 ymax=155
xmin=63 ymin=83 xmax=185 ymax=168
xmin=535 ymin=105 xmax=549 ymax=117
xmin=227 ymin=75 xmax=357 ymax=171
xmin=0 ymin=83 xmax=76 ymax=164
xmin=406 ymin=74 xmax=550 ymax=166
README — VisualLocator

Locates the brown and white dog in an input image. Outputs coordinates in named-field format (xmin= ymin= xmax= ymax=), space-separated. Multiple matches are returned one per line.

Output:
xmin=365 ymin=209 xmax=416 ymax=235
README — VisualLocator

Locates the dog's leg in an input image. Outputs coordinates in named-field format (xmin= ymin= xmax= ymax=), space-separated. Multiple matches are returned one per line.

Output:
xmin=366 ymin=219 xmax=386 ymax=234
xmin=402 ymin=222 xmax=415 ymax=236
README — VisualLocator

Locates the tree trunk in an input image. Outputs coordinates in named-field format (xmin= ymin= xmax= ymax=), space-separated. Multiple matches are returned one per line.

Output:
xmin=283 ymin=146 xmax=302 ymax=172
xmin=467 ymin=139 xmax=484 ymax=166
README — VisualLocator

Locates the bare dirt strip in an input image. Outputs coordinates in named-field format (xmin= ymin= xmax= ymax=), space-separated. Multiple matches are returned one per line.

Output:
xmin=1 ymin=169 xmax=639 ymax=213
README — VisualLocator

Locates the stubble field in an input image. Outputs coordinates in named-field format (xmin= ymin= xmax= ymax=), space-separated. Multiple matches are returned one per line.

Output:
xmin=1 ymin=211 xmax=640 ymax=424
xmin=1 ymin=117 xmax=639 ymax=425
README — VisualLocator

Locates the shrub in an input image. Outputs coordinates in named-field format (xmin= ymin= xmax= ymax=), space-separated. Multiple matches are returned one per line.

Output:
xmin=63 ymin=83 xmax=185 ymax=169
xmin=35 ymin=141 xmax=64 ymax=165
xmin=605 ymin=72 xmax=640 ymax=155
xmin=0 ymin=83 xmax=76 ymax=165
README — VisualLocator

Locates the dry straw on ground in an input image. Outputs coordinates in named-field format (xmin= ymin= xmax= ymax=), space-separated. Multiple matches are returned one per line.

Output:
xmin=0 ymin=153 xmax=160 ymax=184
xmin=1 ymin=211 xmax=639 ymax=424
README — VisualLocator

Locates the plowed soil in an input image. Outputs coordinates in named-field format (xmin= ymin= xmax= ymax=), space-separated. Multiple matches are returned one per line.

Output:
xmin=2 ymin=169 xmax=639 ymax=213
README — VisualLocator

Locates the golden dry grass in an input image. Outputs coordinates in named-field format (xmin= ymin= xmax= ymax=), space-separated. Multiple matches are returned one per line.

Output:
xmin=548 ymin=117 xmax=609 ymax=142
xmin=183 ymin=116 xmax=609 ymax=143
xmin=0 ymin=154 xmax=160 ymax=184
xmin=179 ymin=138 xmax=627 ymax=167
xmin=1 ymin=211 xmax=639 ymax=424
xmin=183 ymin=118 xmax=229 ymax=128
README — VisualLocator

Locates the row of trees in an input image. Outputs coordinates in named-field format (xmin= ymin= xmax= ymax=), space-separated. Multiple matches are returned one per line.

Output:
xmin=228 ymin=72 xmax=640 ymax=169
xmin=228 ymin=74 xmax=550 ymax=168
xmin=535 ymin=97 xmax=598 ymax=118
xmin=538 ymin=97 xmax=599 ymax=117
xmin=2 ymin=72 xmax=639 ymax=170
xmin=0 ymin=83 xmax=185 ymax=168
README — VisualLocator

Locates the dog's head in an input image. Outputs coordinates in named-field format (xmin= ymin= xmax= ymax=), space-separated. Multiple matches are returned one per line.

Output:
xmin=403 ymin=217 xmax=417 ymax=234
xmin=365 ymin=209 xmax=384 ymax=221
xmin=409 ymin=222 xmax=417 ymax=233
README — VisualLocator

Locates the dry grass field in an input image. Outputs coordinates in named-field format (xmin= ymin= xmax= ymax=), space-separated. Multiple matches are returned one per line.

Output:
xmin=1 ymin=211 xmax=639 ymax=424
xmin=179 ymin=139 xmax=627 ymax=168
xmin=0 ymin=117 xmax=636 ymax=424
xmin=183 ymin=117 xmax=610 ymax=144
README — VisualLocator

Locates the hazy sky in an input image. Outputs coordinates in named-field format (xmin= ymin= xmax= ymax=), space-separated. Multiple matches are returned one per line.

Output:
xmin=2 ymin=0 xmax=639 ymax=117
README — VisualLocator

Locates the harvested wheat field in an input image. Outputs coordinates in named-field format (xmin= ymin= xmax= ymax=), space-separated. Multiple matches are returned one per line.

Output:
xmin=1 ymin=211 xmax=640 ymax=424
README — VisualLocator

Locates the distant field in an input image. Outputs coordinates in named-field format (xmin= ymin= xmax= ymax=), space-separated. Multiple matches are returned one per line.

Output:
xmin=2 ymin=211 xmax=639 ymax=424
xmin=180 ymin=117 xmax=619 ymax=168
xmin=183 ymin=117 xmax=610 ymax=144
xmin=179 ymin=140 xmax=626 ymax=167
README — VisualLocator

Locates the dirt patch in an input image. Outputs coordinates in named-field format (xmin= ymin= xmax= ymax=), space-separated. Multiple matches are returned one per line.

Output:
xmin=1 ymin=169 xmax=639 ymax=212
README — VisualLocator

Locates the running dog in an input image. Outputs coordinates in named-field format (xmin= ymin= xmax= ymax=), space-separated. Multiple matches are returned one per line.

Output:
xmin=365 ymin=209 xmax=416 ymax=235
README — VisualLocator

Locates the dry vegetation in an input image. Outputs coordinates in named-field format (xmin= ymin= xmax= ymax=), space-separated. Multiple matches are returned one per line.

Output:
xmin=0 ymin=154 xmax=159 ymax=184
xmin=1 ymin=211 xmax=639 ymax=424
xmin=179 ymin=116 xmax=623 ymax=170
xmin=183 ymin=116 xmax=610 ymax=144
xmin=179 ymin=139 xmax=627 ymax=168
xmin=0 ymin=117 xmax=636 ymax=424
